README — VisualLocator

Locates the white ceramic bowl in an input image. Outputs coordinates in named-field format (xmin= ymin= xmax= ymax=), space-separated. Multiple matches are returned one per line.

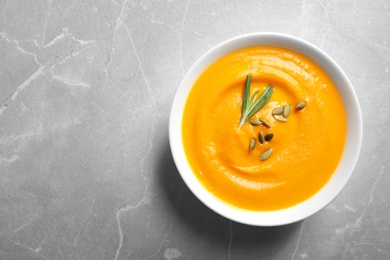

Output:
xmin=169 ymin=32 xmax=362 ymax=226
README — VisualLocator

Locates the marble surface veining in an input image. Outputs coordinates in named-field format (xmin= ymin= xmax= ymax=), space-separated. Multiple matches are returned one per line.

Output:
xmin=1 ymin=0 xmax=390 ymax=259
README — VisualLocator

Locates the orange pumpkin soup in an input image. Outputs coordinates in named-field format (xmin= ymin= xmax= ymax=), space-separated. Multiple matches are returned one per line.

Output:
xmin=182 ymin=46 xmax=346 ymax=211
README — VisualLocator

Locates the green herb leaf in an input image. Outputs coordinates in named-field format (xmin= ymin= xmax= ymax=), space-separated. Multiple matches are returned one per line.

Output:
xmin=250 ymin=89 xmax=259 ymax=103
xmin=240 ymin=74 xmax=252 ymax=121
xmin=238 ymin=75 xmax=274 ymax=129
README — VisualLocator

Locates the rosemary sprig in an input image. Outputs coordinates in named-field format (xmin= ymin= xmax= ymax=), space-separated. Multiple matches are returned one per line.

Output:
xmin=238 ymin=75 xmax=274 ymax=129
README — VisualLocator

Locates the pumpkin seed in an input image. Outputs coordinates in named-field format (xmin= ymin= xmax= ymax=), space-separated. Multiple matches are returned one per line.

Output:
xmin=249 ymin=119 xmax=262 ymax=126
xmin=258 ymin=132 xmax=265 ymax=144
xmin=260 ymin=148 xmax=273 ymax=161
xmin=259 ymin=118 xmax=271 ymax=127
xmin=264 ymin=133 xmax=274 ymax=142
xmin=283 ymin=104 xmax=291 ymax=117
xmin=272 ymin=107 xmax=283 ymax=115
xmin=296 ymin=101 xmax=306 ymax=110
xmin=249 ymin=138 xmax=256 ymax=152
xmin=273 ymin=114 xmax=287 ymax=122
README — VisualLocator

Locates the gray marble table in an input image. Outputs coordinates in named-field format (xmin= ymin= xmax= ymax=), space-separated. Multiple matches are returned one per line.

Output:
xmin=1 ymin=1 xmax=389 ymax=259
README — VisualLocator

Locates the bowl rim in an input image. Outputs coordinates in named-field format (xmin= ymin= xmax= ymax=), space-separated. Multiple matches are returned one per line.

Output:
xmin=169 ymin=32 xmax=363 ymax=226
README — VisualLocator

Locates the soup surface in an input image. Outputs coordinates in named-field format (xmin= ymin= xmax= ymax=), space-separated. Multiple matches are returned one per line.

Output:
xmin=182 ymin=46 xmax=346 ymax=211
